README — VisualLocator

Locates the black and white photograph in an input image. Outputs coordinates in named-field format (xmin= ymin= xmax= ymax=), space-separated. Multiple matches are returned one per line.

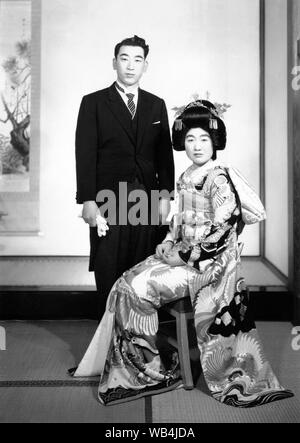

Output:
xmin=0 ymin=0 xmax=299 ymax=426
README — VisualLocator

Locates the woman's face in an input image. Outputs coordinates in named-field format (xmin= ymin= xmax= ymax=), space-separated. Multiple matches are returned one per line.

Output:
xmin=184 ymin=127 xmax=214 ymax=166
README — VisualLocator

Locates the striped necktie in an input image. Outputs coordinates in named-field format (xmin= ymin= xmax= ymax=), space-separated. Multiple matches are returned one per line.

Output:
xmin=115 ymin=82 xmax=136 ymax=118
xmin=126 ymin=93 xmax=135 ymax=118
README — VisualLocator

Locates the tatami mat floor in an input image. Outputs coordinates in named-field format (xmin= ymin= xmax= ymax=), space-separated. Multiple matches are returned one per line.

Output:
xmin=0 ymin=320 xmax=299 ymax=423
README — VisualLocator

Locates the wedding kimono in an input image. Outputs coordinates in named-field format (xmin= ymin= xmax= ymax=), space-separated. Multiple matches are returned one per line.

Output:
xmin=72 ymin=160 xmax=293 ymax=407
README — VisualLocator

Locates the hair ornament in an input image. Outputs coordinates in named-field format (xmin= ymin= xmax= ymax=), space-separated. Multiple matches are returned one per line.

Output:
xmin=174 ymin=119 xmax=183 ymax=131
xmin=185 ymin=100 xmax=221 ymax=122
xmin=209 ymin=118 xmax=218 ymax=130
xmin=185 ymin=100 xmax=204 ymax=111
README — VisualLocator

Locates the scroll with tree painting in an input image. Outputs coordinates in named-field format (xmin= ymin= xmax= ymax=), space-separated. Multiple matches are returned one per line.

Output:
xmin=0 ymin=0 xmax=40 ymax=233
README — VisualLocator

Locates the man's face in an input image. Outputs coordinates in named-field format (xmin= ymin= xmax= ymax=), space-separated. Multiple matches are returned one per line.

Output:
xmin=113 ymin=45 xmax=148 ymax=87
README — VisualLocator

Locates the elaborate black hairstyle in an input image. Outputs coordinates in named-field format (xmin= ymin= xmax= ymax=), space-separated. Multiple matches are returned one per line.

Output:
xmin=114 ymin=35 xmax=149 ymax=59
xmin=172 ymin=100 xmax=227 ymax=154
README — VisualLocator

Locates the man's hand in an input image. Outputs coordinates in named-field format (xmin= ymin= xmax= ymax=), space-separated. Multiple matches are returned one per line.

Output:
xmin=82 ymin=201 xmax=98 ymax=227
xmin=155 ymin=241 xmax=173 ymax=259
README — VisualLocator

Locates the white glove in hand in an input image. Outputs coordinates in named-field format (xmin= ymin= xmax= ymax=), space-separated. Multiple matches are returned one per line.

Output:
xmin=96 ymin=209 xmax=109 ymax=237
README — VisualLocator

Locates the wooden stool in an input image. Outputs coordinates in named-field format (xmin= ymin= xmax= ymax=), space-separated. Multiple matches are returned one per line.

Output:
xmin=159 ymin=297 xmax=195 ymax=390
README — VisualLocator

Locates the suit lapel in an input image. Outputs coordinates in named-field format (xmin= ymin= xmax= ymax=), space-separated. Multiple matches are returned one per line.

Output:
xmin=106 ymin=84 xmax=135 ymax=146
xmin=136 ymin=89 xmax=155 ymax=153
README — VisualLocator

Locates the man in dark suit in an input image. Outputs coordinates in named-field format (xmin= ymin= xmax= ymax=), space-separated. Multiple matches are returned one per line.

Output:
xmin=75 ymin=35 xmax=175 ymax=319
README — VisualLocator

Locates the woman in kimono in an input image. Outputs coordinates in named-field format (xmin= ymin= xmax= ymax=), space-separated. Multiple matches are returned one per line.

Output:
xmin=71 ymin=100 xmax=293 ymax=407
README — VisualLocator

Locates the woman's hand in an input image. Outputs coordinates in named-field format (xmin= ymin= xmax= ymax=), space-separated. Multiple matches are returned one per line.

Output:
xmin=155 ymin=241 xmax=173 ymax=259
xmin=162 ymin=249 xmax=185 ymax=267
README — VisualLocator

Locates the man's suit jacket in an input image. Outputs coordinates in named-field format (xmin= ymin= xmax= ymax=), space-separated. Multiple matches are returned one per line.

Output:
xmin=75 ymin=83 xmax=175 ymax=204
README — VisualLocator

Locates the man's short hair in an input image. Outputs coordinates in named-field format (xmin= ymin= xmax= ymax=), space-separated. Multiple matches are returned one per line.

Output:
xmin=114 ymin=35 xmax=149 ymax=59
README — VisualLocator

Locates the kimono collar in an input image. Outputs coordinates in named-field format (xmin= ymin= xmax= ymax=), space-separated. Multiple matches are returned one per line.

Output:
xmin=185 ymin=159 xmax=217 ymax=184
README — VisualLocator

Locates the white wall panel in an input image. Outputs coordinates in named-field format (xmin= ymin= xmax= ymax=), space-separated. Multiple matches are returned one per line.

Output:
xmin=0 ymin=0 xmax=261 ymax=257
xmin=265 ymin=0 xmax=288 ymax=275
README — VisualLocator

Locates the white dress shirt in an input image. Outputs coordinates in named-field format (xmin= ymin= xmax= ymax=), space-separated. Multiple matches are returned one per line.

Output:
xmin=115 ymin=81 xmax=139 ymax=117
